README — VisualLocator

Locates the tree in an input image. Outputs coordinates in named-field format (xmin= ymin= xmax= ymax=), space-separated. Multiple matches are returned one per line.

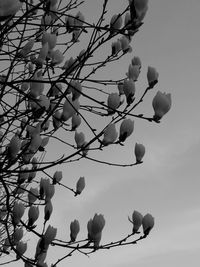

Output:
xmin=0 ymin=0 xmax=172 ymax=266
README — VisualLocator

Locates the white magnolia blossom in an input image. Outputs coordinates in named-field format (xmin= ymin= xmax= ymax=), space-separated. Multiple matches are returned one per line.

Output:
xmin=70 ymin=219 xmax=80 ymax=241
xmin=119 ymin=119 xmax=134 ymax=142
xmin=107 ymin=93 xmax=120 ymax=114
xmin=75 ymin=131 xmax=85 ymax=148
xmin=71 ymin=114 xmax=81 ymax=130
xmin=44 ymin=200 xmax=53 ymax=221
xmin=0 ymin=0 xmax=22 ymax=20
xmin=102 ymin=124 xmax=118 ymax=145
xmin=76 ymin=176 xmax=85 ymax=195
xmin=134 ymin=143 xmax=145 ymax=163
xmin=142 ymin=213 xmax=155 ymax=236
xmin=28 ymin=206 xmax=39 ymax=227
xmin=132 ymin=210 xmax=143 ymax=233
xmin=152 ymin=91 xmax=172 ymax=121
xmin=147 ymin=66 xmax=159 ymax=86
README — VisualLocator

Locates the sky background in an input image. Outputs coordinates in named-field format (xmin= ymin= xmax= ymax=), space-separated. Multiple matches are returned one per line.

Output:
xmin=3 ymin=0 xmax=200 ymax=266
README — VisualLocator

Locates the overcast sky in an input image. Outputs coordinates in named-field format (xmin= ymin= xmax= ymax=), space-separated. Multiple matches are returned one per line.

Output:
xmin=4 ymin=0 xmax=200 ymax=266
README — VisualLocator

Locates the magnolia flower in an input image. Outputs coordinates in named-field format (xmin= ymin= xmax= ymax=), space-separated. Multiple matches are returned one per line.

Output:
xmin=76 ymin=176 xmax=85 ymax=195
xmin=142 ymin=213 xmax=155 ymax=236
xmin=53 ymin=110 xmax=62 ymax=129
xmin=29 ymin=134 xmax=42 ymax=153
xmin=36 ymin=42 xmax=49 ymax=67
xmin=132 ymin=56 xmax=142 ymax=68
xmin=13 ymin=228 xmax=23 ymax=243
xmin=12 ymin=202 xmax=25 ymax=225
xmin=43 ymin=225 xmax=57 ymax=246
xmin=0 ymin=0 xmax=22 ymax=21
xmin=44 ymin=200 xmax=53 ymax=222
xmin=19 ymin=39 xmax=34 ymax=58
xmin=87 ymin=214 xmax=105 ymax=247
xmin=81 ymin=141 xmax=90 ymax=157
xmin=70 ymin=81 xmax=82 ymax=100
xmin=119 ymin=119 xmax=134 ymax=142
xmin=123 ymin=79 xmax=136 ymax=105
xmin=71 ymin=114 xmax=81 ymax=130
xmin=62 ymin=97 xmax=80 ymax=121
xmin=40 ymin=137 xmax=49 ymax=151
xmin=111 ymin=40 xmax=121 ymax=55
xmin=75 ymin=131 xmax=85 ymax=148
xmin=8 ymin=133 xmax=21 ymax=159
xmin=51 ymin=49 xmax=64 ymax=65
xmin=74 ymin=11 xmax=85 ymax=28
xmin=42 ymin=32 xmax=57 ymax=50
xmin=30 ymin=71 xmax=44 ymax=98
xmin=70 ymin=219 xmax=80 ymax=241
xmin=152 ymin=91 xmax=172 ymax=121
xmin=28 ymin=187 xmax=38 ymax=205
xmin=107 ymin=93 xmax=120 ymax=114
xmin=127 ymin=64 xmax=140 ymax=81
xmin=110 ymin=14 xmax=123 ymax=31
xmin=147 ymin=66 xmax=159 ymax=87
xmin=120 ymin=36 xmax=131 ymax=53
xmin=130 ymin=0 xmax=148 ymax=21
xmin=134 ymin=143 xmax=145 ymax=163
xmin=102 ymin=124 xmax=118 ymax=145
xmin=16 ymin=242 xmax=27 ymax=258
xmin=28 ymin=206 xmax=39 ymax=227
xmin=18 ymin=167 xmax=29 ymax=184
xmin=132 ymin=210 xmax=143 ymax=233
xmin=53 ymin=171 xmax=62 ymax=184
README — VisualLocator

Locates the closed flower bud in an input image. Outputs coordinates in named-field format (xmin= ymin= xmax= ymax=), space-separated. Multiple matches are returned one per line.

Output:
xmin=42 ymin=32 xmax=57 ymax=50
xmin=87 ymin=214 xmax=105 ymax=247
xmin=123 ymin=79 xmax=135 ymax=105
xmin=152 ymin=91 xmax=172 ymax=121
xmin=53 ymin=171 xmax=62 ymax=184
xmin=147 ymin=66 xmax=159 ymax=87
xmin=119 ymin=119 xmax=134 ymax=142
xmin=91 ymin=214 xmax=105 ymax=235
xmin=102 ymin=124 xmax=118 ymax=145
xmin=132 ymin=210 xmax=143 ymax=233
xmin=44 ymin=200 xmax=53 ymax=221
xmin=132 ymin=0 xmax=148 ymax=21
xmin=28 ymin=206 xmax=39 ymax=227
xmin=82 ymin=141 xmax=90 ymax=157
xmin=43 ymin=225 xmax=57 ymax=246
xmin=12 ymin=202 xmax=25 ymax=225
xmin=70 ymin=219 xmax=80 ymax=241
xmin=75 ymin=131 xmax=85 ymax=148
xmin=28 ymin=187 xmax=38 ymax=205
xmin=18 ymin=167 xmax=29 ymax=184
xmin=13 ymin=228 xmax=23 ymax=243
xmin=107 ymin=93 xmax=120 ymax=114
xmin=62 ymin=97 xmax=80 ymax=121
xmin=127 ymin=64 xmax=140 ymax=81
xmin=124 ymin=12 xmax=131 ymax=27
xmin=111 ymin=40 xmax=121 ymax=55
xmin=40 ymin=137 xmax=49 ymax=151
xmin=16 ymin=241 xmax=27 ymax=258
xmin=110 ymin=14 xmax=123 ymax=31
xmin=51 ymin=49 xmax=64 ymax=65
xmin=74 ymin=11 xmax=85 ymax=28
xmin=142 ymin=213 xmax=154 ymax=236
xmin=19 ymin=39 xmax=34 ymax=58
xmin=76 ymin=176 xmax=85 ymax=195
xmin=8 ymin=134 xmax=21 ymax=158
xmin=134 ymin=143 xmax=145 ymax=163
xmin=29 ymin=134 xmax=42 ymax=153
xmin=30 ymin=71 xmax=44 ymax=98
xmin=71 ymin=114 xmax=81 ymax=130
xmin=0 ymin=0 xmax=22 ymax=20
xmin=131 ymin=56 xmax=142 ymax=68
xmin=36 ymin=42 xmax=49 ymax=67
xmin=70 ymin=81 xmax=82 ymax=100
